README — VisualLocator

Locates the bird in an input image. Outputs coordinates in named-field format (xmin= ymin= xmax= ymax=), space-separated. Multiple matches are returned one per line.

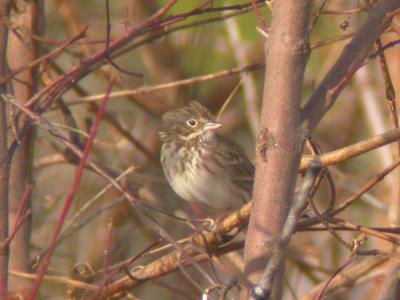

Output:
xmin=159 ymin=101 xmax=254 ymax=213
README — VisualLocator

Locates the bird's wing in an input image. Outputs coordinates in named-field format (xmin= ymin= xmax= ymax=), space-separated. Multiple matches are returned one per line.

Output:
xmin=216 ymin=138 xmax=255 ymax=195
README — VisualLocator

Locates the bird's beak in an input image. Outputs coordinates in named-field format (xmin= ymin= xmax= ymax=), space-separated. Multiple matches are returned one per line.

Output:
xmin=203 ymin=122 xmax=222 ymax=131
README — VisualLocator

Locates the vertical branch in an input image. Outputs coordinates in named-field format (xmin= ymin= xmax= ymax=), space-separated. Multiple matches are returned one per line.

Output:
xmin=375 ymin=38 xmax=400 ymax=227
xmin=374 ymin=15 xmax=400 ymax=300
xmin=0 ymin=0 xmax=11 ymax=298
xmin=253 ymin=161 xmax=322 ymax=299
xmin=243 ymin=0 xmax=311 ymax=298
xmin=7 ymin=0 xmax=44 ymax=297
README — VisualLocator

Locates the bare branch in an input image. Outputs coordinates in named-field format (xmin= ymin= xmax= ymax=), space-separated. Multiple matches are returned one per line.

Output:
xmin=301 ymin=0 xmax=400 ymax=133
xmin=244 ymin=1 xmax=311 ymax=298
xmin=252 ymin=161 xmax=322 ymax=299
xmin=0 ymin=0 xmax=11 ymax=298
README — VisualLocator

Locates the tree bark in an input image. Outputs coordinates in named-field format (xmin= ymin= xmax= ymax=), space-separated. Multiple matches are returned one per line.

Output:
xmin=243 ymin=0 xmax=311 ymax=298
xmin=7 ymin=0 xmax=44 ymax=297
xmin=0 ymin=0 xmax=11 ymax=297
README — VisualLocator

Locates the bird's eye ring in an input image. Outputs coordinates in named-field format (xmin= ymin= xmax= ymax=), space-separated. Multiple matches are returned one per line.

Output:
xmin=186 ymin=119 xmax=198 ymax=127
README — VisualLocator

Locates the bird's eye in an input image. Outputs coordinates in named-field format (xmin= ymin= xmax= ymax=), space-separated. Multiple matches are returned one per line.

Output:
xmin=186 ymin=119 xmax=198 ymax=127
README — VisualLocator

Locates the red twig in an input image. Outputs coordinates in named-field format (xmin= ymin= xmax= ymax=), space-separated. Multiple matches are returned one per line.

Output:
xmin=190 ymin=0 xmax=212 ymax=12
xmin=5 ymin=184 xmax=33 ymax=246
xmin=27 ymin=79 xmax=115 ymax=300
xmin=104 ymin=0 xmax=142 ymax=78
xmin=315 ymin=257 xmax=356 ymax=300
xmin=36 ymin=0 xmax=179 ymax=112
xmin=10 ymin=0 xmax=260 ymax=137
xmin=148 ymin=17 xmax=184 ymax=30
xmin=251 ymin=0 xmax=268 ymax=33
xmin=11 ymin=185 xmax=32 ymax=231
xmin=5 ymin=28 xmax=88 ymax=154
xmin=6 ymin=211 xmax=31 ymax=247
xmin=0 ymin=26 xmax=87 ymax=86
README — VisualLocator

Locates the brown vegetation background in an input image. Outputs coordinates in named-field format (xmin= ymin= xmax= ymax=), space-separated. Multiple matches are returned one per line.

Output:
xmin=1 ymin=0 xmax=400 ymax=299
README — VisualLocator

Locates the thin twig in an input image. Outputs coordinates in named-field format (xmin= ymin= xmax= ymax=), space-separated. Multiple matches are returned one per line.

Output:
xmin=314 ymin=257 xmax=356 ymax=300
xmin=27 ymin=78 xmax=115 ymax=300
xmin=67 ymin=64 xmax=263 ymax=107
xmin=5 ymin=184 xmax=33 ymax=246
xmin=31 ymin=166 xmax=136 ymax=264
xmin=0 ymin=26 xmax=87 ymax=86
xmin=250 ymin=0 xmax=268 ymax=33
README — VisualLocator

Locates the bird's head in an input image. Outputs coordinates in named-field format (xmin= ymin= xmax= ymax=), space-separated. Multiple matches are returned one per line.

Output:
xmin=159 ymin=101 xmax=221 ymax=144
